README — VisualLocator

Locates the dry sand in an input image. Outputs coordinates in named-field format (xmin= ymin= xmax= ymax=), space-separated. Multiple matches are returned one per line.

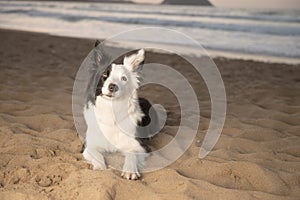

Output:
xmin=0 ymin=29 xmax=299 ymax=200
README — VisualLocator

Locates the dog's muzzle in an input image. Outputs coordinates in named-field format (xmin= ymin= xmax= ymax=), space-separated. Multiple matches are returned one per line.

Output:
xmin=108 ymin=83 xmax=118 ymax=93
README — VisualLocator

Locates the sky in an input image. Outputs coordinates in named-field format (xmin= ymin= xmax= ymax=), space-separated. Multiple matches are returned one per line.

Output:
xmin=133 ymin=0 xmax=300 ymax=10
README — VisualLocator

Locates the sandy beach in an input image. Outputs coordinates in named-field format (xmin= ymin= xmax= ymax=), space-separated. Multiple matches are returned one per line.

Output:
xmin=0 ymin=28 xmax=299 ymax=200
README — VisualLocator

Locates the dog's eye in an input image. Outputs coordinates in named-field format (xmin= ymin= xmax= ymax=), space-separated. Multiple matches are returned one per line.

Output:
xmin=121 ymin=76 xmax=127 ymax=81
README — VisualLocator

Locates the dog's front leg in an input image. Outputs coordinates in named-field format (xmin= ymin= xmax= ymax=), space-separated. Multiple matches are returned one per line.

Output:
xmin=122 ymin=152 xmax=148 ymax=180
xmin=122 ymin=153 xmax=141 ymax=180
xmin=120 ymin=139 xmax=148 ymax=180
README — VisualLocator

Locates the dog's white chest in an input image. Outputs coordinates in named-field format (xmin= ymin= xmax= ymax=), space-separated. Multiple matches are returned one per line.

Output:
xmin=93 ymin=97 xmax=138 ymax=149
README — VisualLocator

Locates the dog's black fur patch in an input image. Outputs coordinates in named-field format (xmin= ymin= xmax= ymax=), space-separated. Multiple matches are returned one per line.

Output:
xmin=138 ymin=98 xmax=152 ymax=127
xmin=136 ymin=98 xmax=159 ymax=152
xmin=95 ymin=65 xmax=112 ymax=97
xmin=94 ymin=40 xmax=101 ymax=47
xmin=85 ymin=42 xmax=111 ymax=106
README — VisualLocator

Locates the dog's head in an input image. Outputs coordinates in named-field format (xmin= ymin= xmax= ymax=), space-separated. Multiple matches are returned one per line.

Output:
xmin=95 ymin=49 xmax=145 ymax=100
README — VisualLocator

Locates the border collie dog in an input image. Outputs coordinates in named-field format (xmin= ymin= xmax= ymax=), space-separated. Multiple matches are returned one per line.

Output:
xmin=82 ymin=42 xmax=156 ymax=180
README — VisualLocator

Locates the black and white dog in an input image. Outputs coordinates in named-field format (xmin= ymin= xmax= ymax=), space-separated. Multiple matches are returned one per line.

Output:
xmin=82 ymin=42 xmax=157 ymax=180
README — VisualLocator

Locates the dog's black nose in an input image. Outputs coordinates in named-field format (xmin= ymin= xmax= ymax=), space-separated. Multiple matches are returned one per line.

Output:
xmin=108 ymin=83 xmax=118 ymax=92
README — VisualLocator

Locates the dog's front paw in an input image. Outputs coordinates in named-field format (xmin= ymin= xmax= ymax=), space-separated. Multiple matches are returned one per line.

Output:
xmin=121 ymin=171 xmax=140 ymax=180
xmin=91 ymin=159 xmax=107 ymax=170
xmin=83 ymin=149 xmax=107 ymax=170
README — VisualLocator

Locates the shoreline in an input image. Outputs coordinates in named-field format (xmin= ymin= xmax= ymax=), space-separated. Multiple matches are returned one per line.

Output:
xmin=1 ymin=27 xmax=299 ymax=66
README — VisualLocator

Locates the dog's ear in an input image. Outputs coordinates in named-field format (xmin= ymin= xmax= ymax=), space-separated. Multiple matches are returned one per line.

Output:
xmin=94 ymin=40 xmax=100 ymax=47
xmin=123 ymin=49 xmax=145 ymax=71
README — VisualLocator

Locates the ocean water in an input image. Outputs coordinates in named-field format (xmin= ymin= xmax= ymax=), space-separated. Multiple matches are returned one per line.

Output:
xmin=0 ymin=1 xmax=299 ymax=63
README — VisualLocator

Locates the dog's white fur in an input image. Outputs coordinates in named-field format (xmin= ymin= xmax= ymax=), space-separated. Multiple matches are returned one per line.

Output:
xmin=83 ymin=49 xmax=147 ymax=180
